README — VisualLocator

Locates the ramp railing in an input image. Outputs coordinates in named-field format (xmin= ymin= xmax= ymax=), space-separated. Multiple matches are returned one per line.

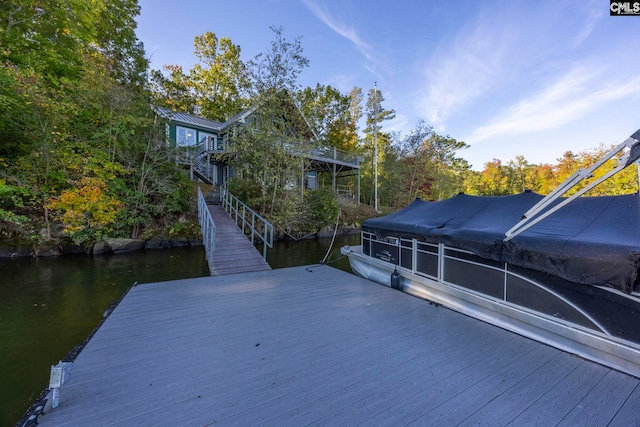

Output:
xmin=221 ymin=186 xmax=273 ymax=260
xmin=197 ymin=186 xmax=216 ymax=266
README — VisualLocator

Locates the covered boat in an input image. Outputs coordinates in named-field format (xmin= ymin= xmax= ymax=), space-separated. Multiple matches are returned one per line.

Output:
xmin=342 ymin=129 xmax=640 ymax=377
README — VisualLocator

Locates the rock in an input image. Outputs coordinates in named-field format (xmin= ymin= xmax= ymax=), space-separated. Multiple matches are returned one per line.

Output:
xmin=145 ymin=237 xmax=171 ymax=250
xmin=0 ymin=247 xmax=33 ymax=258
xmin=168 ymin=237 xmax=191 ymax=247
xmin=60 ymin=242 xmax=86 ymax=255
xmin=34 ymin=243 xmax=62 ymax=257
xmin=105 ymin=238 xmax=145 ymax=253
xmin=92 ymin=240 xmax=111 ymax=255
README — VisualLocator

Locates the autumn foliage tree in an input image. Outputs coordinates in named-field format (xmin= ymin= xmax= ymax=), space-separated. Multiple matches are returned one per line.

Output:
xmin=0 ymin=0 xmax=194 ymax=247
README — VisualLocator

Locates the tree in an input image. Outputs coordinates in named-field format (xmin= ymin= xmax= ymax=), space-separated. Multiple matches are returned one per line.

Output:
xmin=295 ymin=84 xmax=357 ymax=151
xmin=93 ymin=0 xmax=148 ymax=87
xmin=348 ymin=87 xmax=364 ymax=134
xmin=394 ymin=121 xmax=435 ymax=204
xmin=505 ymin=155 xmax=533 ymax=194
xmin=229 ymin=27 xmax=312 ymax=225
xmin=115 ymin=116 xmax=193 ymax=239
xmin=411 ymin=133 xmax=469 ymax=201
xmin=150 ymin=31 xmax=249 ymax=121
xmin=49 ymin=177 xmax=123 ymax=244
xmin=478 ymin=159 xmax=511 ymax=195
xmin=150 ymin=65 xmax=195 ymax=113
xmin=8 ymin=66 xmax=77 ymax=240
xmin=1 ymin=0 xmax=193 ymax=247
xmin=361 ymin=85 xmax=395 ymax=208
xmin=190 ymin=32 xmax=250 ymax=120
xmin=528 ymin=163 xmax=556 ymax=194
xmin=230 ymin=91 xmax=313 ymax=213
xmin=247 ymin=25 xmax=309 ymax=96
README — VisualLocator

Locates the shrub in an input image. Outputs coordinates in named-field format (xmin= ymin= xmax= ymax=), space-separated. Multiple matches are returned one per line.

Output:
xmin=304 ymin=189 xmax=339 ymax=231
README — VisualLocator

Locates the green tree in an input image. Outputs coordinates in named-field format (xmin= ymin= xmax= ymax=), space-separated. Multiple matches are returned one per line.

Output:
xmin=505 ymin=155 xmax=534 ymax=194
xmin=151 ymin=31 xmax=250 ymax=121
xmin=1 ymin=0 xmax=194 ymax=247
xmin=190 ymin=32 xmax=250 ymax=121
xmin=230 ymin=27 xmax=314 ymax=217
xmin=230 ymin=91 xmax=313 ymax=213
xmin=150 ymin=65 xmax=195 ymax=113
xmin=528 ymin=163 xmax=556 ymax=194
xmin=405 ymin=132 xmax=469 ymax=201
xmin=296 ymin=84 xmax=357 ymax=151
xmin=348 ymin=87 xmax=364 ymax=136
xmin=393 ymin=121 xmax=435 ymax=204
xmin=229 ymin=26 xmax=312 ymax=227
xmin=247 ymin=25 xmax=309 ymax=96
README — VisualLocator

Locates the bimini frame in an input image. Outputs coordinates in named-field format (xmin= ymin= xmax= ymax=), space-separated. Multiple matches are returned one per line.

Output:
xmin=504 ymin=129 xmax=640 ymax=242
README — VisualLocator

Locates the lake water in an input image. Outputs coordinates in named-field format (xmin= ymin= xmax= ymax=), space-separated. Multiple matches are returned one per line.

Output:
xmin=0 ymin=234 xmax=360 ymax=426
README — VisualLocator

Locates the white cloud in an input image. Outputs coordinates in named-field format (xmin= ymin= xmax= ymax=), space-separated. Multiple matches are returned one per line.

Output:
xmin=302 ymin=0 xmax=373 ymax=60
xmin=413 ymin=0 xmax=612 ymax=133
xmin=466 ymin=68 xmax=640 ymax=144
xmin=415 ymin=10 xmax=517 ymax=128
xmin=571 ymin=0 xmax=604 ymax=47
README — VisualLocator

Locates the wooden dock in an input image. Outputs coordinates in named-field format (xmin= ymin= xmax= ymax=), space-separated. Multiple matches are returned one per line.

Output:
xmin=37 ymin=266 xmax=640 ymax=426
xmin=207 ymin=204 xmax=270 ymax=275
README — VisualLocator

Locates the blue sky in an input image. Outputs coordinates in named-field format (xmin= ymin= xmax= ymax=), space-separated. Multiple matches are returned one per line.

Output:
xmin=136 ymin=0 xmax=640 ymax=170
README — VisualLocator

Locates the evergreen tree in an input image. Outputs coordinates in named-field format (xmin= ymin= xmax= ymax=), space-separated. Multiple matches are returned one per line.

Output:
xmin=361 ymin=85 xmax=395 ymax=208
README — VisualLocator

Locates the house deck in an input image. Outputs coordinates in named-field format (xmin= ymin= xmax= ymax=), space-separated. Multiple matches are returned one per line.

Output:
xmin=37 ymin=266 xmax=640 ymax=426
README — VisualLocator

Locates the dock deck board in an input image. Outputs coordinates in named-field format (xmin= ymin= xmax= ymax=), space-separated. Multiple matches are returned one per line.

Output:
xmin=207 ymin=204 xmax=270 ymax=275
xmin=38 ymin=266 xmax=640 ymax=426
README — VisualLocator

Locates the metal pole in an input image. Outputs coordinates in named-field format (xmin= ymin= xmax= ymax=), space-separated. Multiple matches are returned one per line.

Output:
xmin=373 ymin=83 xmax=378 ymax=212
xmin=251 ymin=214 xmax=255 ymax=244
xmin=263 ymin=225 xmax=268 ymax=259
xmin=333 ymin=147 xmax=337 ymax=193
xmin=357 ymin=166 xmax=361 ymax=205
xmin=242 ymin=205 xmax=246 ymax=234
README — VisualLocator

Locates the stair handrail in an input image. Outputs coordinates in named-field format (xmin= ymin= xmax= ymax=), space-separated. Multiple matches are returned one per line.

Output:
xmin=221 ymin=185 xmax=273 ymax=260
xmin=197 ymin=186 xmax=216 ymax=268
xmin=190 ymin=142 xmax=214 ymax=184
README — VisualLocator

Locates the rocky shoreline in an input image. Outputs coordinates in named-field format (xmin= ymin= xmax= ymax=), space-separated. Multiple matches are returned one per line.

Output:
xmin=0 ymin=236 xmax=203 ymax=259
xmin=1 ymin=220 xmax=362 ymax=259
xmin=0 ymin=227 xmax=362 ymax=259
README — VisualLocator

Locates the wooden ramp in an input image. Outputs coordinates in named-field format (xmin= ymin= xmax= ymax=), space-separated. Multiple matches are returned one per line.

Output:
xmin=207 ymin=204 xmax=270 ymax=275
xmin=37 ymin=266 xmax=640 ymax=426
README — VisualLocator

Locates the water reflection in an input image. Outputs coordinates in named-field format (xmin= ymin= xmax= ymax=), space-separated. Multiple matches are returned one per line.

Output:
xmin=266 ymin=233 xmax=359 ymax=271
xmin=0 ymin=247 xmax=209 ymax=426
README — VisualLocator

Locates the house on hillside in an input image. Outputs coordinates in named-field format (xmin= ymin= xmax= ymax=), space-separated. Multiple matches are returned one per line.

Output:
xmin=153 ymin=98 xmax=361 ymax=201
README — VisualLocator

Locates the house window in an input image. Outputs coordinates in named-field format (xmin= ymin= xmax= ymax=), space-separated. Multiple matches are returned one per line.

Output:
xmin=176 ymin=126 xmax=196 ymax=146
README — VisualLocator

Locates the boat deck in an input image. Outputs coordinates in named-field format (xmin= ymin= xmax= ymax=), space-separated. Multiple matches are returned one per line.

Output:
xmin=37 ymin=266 xmax=640 ymax=426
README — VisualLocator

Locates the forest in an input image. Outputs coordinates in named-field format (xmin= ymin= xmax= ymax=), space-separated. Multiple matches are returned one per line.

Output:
xmin=1 ymin=1 xmax=637 ymax=251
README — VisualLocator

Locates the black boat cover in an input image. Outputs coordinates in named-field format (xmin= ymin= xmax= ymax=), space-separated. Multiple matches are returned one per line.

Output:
xmin=362 ymin=191 xmax=640 ymax=293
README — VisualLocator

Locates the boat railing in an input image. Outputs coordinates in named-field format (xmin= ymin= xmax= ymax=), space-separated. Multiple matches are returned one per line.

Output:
xmin=360 ymin=231 xmax=609 ymax=334
xmin=221 ymin=186 xmax=273 ymax=260
xmin=197 ymin=186 xmax=216 ymax=266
